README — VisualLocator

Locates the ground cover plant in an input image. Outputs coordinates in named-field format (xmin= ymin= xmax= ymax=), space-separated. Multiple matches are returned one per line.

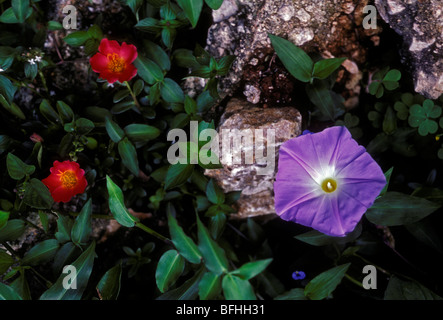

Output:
xmin=1 ymin=0 xmax=443 ymax=302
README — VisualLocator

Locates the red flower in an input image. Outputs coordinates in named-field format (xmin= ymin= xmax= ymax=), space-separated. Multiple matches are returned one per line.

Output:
xmin=89 ymin=38 xmax=138 ymax=84
xmin=42 ymin=160 xmax=88 ymax=203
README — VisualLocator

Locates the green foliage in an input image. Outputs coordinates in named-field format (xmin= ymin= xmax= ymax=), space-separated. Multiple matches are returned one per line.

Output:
xmin=408 ymin=99 xmax=442 ymax=136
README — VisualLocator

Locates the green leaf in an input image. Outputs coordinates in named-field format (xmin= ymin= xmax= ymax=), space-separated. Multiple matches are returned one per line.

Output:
xmin=96 ymin=262 xmax=122 ymax=300
xmin=173 ymin=49 xmax=199 ymax=69
xmin=155 ymin=249 xmax=185 ymax=293
xmin=118 ymin=137 xmax=140 ymax=176
xmin=0 ymin=74 xmax=17 ymax=104
xmin=231 ymin=259 xmax=272 ymax=280
xmin=106 ymin=175 xmax=139 ymax=228
xmin=133 ymin=55 xmax=164 ymax=85
xmin=216 ymin=55 xmax=235 ymax=76
xmin=268 ymin=34 xmax=313 ymax=83
xmin=40 ymin=241 xmax=96 ymax=300
xmin=143 ymin=39 xmax=171 ymax=71
xmin=125 ymin=0 xmax=144 ymax=15
xmin=11 ymin=271 xmax=31 ymax=300
xmin=161 ymin=78 xmax=185 ymax=103
xmin=0 ymin=283 xmax=22 ymax=300
xmin=48 ymin=20 xmax=63 ymax=30
xmin=12 ymin=0 xmax=30 ymax=23
xmin=24 ymin=62 xmax=37 ymax=80
xmin=39 ymin=99 xmax=61 ymax=124
xmin=55 ymin=215 xmax=73 ymax=244
xmin=135 ymin=17 xmax=162 ymax=33
xmin=405 ymin=218 xmax=442 ymax=253
xmin=222 ymin=274 xmax=256 ymax=300
xmin=52 ymin=242 xmax=80 ymax=274
xmin=205 ymin=0 xmax=224 ymax=10
xmin=0 ymin=250 xmax=14 ymax=275
xmin=196 ymin=214 xmax=229 ymax=275
xmin=275 ymin=288 xmax=308 ymax=300
xmin=206 ymin=179 xmax=225 ymax=205
xmin=312 ymin=57 xmax=346 ymax=80
xmin=124 ymin=124 xmax=160 ymax=142
xmin=71 ymin=199 xmax=92 ymax=247
xmin=164 ymin=163 xmax=194 ymax=190
xmin=23 ymin=178 xmax=54 ymax=209
xmin=198 ymin=272 xmax=221 ymax=300
xmin=366 ymin=191 xmax=441 ymax=226
xmin=304 ymin=263 xmax=351 ymax=300
xmin=0 ymin=219 xmax=26 ymax=242
xmin=384 ymin=275 xmax=442 ymax=300
xmin=383 ymin=69 xmax=401 ymax=82
xmin=0 ymin=210 xmax=9 ymax=231
xmin=64 ymin=31 xmax=90 ymax=47
xmin=295 ymin=223 xmax=362 ymax=247
xmin=176 ymin=0 xmax=203 ymax=28
xmin=0 ymin=95 xmax=25 ymax=119
xmin=379 ymin=167 xmax=393 ymax=197
xmin=156 ymin=267 xmax=205 ymax=300
xmin=306 ymin=79 xmax=344 ymax=121
xmin=75 ymin=118 xmax=95 ymax=135
xmin=168 ymin=212 xmax=202 ymax=264
xmin=6 ymin=153 xmax=35 ymax=180
xmin=21 ymin=239 xmax=59 ymax=266
xmin=105 ymin=117 xmax=125 ymax=143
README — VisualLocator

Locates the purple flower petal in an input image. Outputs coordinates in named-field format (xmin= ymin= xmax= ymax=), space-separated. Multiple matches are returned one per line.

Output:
xmin=274 ymin=126 xmax=386 ymax=237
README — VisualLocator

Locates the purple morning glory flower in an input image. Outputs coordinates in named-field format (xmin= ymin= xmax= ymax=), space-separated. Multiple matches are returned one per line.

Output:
xmin=292 ymin=271 xmax=306 ymax=280
xmin=274 ymin=126 xmax=386 ymax=237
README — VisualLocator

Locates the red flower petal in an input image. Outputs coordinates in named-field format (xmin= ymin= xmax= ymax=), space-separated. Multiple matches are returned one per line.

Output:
xmin=118 ymin=63 xmax=137 ymax=83
xmin=89 ymin=52 xmax=109 ymax=73
xmin=98 ymin=38 xmax=121 ymax=56
xmin=120 ymin=42 xmax=138 ymax=64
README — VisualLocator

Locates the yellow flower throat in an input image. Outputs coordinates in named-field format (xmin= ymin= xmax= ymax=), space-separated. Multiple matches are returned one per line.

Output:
xmin=107 ymin=53 xmax=125 ymax=73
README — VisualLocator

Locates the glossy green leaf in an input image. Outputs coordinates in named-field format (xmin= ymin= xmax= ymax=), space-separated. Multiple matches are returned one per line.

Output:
xmin=0 ymin=283 xmax=22 ymax=300
xmin=156 ymin=267 xmax=205 ymax=300
xmin=275 ymin=288 xmax=308 ymax=300
xmin=96 ymin=262 xmax=123 ymax=300
xmin=39 ymin=99 xmax=61 ymax=124
xmin=168 ymin=212 xmax=202 ymax=264
xmin=176 ymin=0 xmax=203 ymax=28
xmin=0 ymin=219 xmax=26 ymax=242
xmin=106 ymin=175 xmax=139 ymax=228
xmin=197 ymin=214 xmax=229 ymax=275
xmin=133 ymin=55 xmax=164 ymax=85
xmin=39 ymin=241 xmax=96 ymax=300
xmin=6 ymin=153 xmax=35 ymax=180
xmin=23 ymin=178 xmax=54 ymax=209
xmin=269 ymin=34 xmax=313 ymax=83
xmin=12 ymin=0 xmax=30 ymax=23
xmin=155 ymin=249 xmax=185 ymax=293
xmin=21 ymin=239 xmax=59 ymax=266
xmin=304 ymin=263 xmax=351 ymax=300
xmin=75 ymin=118 xmax=95 ymax=135
xmin=222 ymin=274 xmax=256 ymax=300
xmin=134 ymin=17 xmax=162 ymax=34
xmin=0 ymin=250 xmax=14 ymax=275
xmin=56 ymin=101 xmax=74 ymax=123
xmin=160 ymin=78 xmax=185 ymax=103
xmin=0 ymin=210 xmax=10 ymax=231
xmin=124 ymin=124 xmax=160 ymax=142
xmin=52 ymin=242 xmax=81 ymax=275
xmin=64 ymin=31 xmax=90 ymax=47
xmin=71 ymin=199 xmax=92 ymax=247
xmin=206 ymin=179 xmax=225 ymax=205
xmin=164 ymin=163 xmax=194 ymax=190
xmin=0 ymin=74 xmax=17 ymax=104
xmin=366 ymin=191 xmax=440 ymax=226
xmin=118 ymin=137 xmax=139 ymax=176
xmin=205 ymin=0 xmax=224 ymax=10
xmin=379 ymin=167 xmax=393 ymax=197
xmin=198 ymin=271 xmax=221 ymax=300
xmin=312 ymin=57 xmax=346 ymax=80
xmin=55 ymin=215 xmax=73 ymax=244
xmin=11 ymin=271 xmax=31 ymax=300
xmin=0 ymin=95 xmax=25 ymax=119
xmin=306 ymin=79 xmax=344 ymax=121
xmin=405 ymin=218 xmax=442 ymax=253
xmin=231 ymin=258 xmax=272 ymax=280
xmin=384 ymin=275 xmax=442 ymax=300
xmin=105 ymin=117 xmax=125 ymax=143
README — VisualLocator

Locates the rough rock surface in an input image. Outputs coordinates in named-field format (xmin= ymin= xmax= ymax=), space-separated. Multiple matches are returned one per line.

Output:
xmin=204 ymin=98 xmax=302 ymax=218
xmin=199 ymin=0 xmax=381 ymax=106
xmin=375 ymin=0 xmax=443 ymax=99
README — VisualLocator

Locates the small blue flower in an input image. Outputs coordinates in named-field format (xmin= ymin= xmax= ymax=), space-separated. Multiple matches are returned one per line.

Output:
xmin=292 ymin=270 xmax=306 ymax=280
xmin=302 ymin=130 xmax=313 ymax=135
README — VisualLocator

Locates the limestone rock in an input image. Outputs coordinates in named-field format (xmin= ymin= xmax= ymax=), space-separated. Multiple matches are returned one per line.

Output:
xmin=201 ymin=0 xmax=381 ymax=105
xmin=375 ymin=0 xmax=443 ymax=99
xmin=204 ymin=99 xmax=302 ymax=218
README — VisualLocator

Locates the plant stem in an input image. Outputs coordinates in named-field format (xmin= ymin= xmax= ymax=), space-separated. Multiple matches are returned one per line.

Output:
xmin=345 ymin=273 xmax=364 ymax=288
xmin=135 ymin=221 xmax=172 ymax=245
xmin=354 ymin=253 xmax=391 ymax=276
xmin=124 ymin=81 xmax=141 ymax=110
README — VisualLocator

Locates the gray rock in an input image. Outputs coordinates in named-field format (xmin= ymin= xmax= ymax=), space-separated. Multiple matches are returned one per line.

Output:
xmin=204 ymin=98 xmax=302 ymax=218
xmin=375 ymin=0 xmax=443 ymax=99
xmin=202 ymin=0 xmax=379 ymax=103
